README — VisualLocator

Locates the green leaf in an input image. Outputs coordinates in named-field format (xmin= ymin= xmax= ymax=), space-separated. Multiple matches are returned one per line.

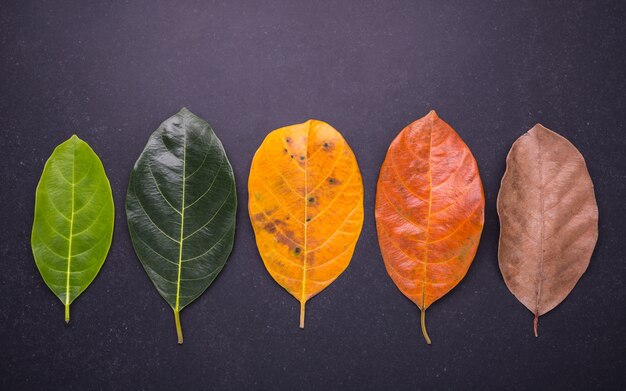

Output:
xmin=31 ymin=135 xmax=115 ymax=323
xmin=126 ymin=108 xmax=236 ymax=344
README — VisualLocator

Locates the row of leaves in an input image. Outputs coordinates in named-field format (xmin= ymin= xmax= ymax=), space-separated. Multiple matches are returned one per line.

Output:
xmin=31 ymin=108 xmax=598 ymax=344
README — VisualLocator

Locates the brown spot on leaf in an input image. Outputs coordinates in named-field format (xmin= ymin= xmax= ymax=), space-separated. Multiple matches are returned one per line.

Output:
xmin=252 ymin=213 xmax=278 ymax=234
xmin=252 ymin=212 xmax=265 ymax=222
xmin=264 ymin=223 xmax=277 ymax=234
xmin=322 ymin=141 xmax=335 ymax=152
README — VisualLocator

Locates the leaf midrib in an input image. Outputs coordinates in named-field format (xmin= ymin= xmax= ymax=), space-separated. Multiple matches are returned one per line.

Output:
xmin=536 ymin=132 xmax=545 ymax=315
xmin=175 ymin=125 xmax=187 ymax=313
xmin=301 ymin=124 xmax=309 ymax=316
xmin=65 ymin=140 xmax=76 ymax=314
xmin=421 ymin=115 xmax=434 ymax=310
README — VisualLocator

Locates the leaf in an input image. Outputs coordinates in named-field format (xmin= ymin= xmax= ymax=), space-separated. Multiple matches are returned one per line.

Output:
xmin=31 ymin=135 xmax=115 ymax=323
xmin=497 ymin=124 xmax=598 ymax=336
xmin=248 ymin=120 xmax=364 ymax=328
xmin=125 ymin=108 xmax=236 ymax=344
xmin=375 ymin=111 xmax=485 ymax=344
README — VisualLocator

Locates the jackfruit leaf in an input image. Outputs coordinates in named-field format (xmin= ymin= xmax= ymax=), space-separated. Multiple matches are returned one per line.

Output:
xmin=375 ymin=111 xmax=485 ymax=344
xmin=31 ymin=135 xmax=114 ymax=323
xmin=497 ymin=124 xmax=598 ymax=336
xmin=248 ymin=120 xmax=364 ymax=328
xmin=126 ymin=108 xmax=236 ymax=344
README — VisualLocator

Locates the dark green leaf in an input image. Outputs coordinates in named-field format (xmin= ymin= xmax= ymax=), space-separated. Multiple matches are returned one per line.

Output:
xmin=126 ymin=108 xmax=236 ymax=344
xmin=31 ymin=135 xmax=115 ymax=323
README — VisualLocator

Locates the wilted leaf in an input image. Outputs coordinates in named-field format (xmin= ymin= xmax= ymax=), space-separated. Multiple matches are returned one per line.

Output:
xmin=126 ymin=108 xmax=236 ymax=344
xmin=497 ymin=124 xmax=598 ymax=336
xmin=31 ymin=135 xmax=114 ymax=323
xmin=375 ymin=111 xmax=484 ymax=344
xmin=248 ymin=120 xmax=364 ymax=328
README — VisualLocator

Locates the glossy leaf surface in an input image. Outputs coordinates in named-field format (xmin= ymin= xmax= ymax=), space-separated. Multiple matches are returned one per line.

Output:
xmin=497 ymin=124 xmax=598 ymax=336
xmin=248 ymin=120 xmax=363 ymax=328
xmin=126 ymin=108 xmax=236 ymax=344
xmin=31 ymin=135 xmax=114 ymax=323
xmin=375 ymin=111 xmax=484 ymax=344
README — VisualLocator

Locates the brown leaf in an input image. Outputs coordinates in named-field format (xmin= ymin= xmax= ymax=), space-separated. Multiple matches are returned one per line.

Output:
xmin=497 ymin=124 xmax=598 ymax=336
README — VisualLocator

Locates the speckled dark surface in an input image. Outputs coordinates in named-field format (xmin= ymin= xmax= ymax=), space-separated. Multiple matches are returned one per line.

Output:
xmin=1 ymin=1 xmax=625 ymax=390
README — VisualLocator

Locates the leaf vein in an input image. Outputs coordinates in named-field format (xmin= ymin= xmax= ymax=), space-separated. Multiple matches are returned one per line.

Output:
xmin=183 ymin=188 xmax=233 ymax=240
xmin=148 ymin=160 xmax=182 ymax=215
xmin=181 ymin=227 xmax=231 ymax=263
xmin=184 ymin=156 xmax=224 ymax=210
xmin=307 ymin=205 xmax=359 ymax=253
xmin=131 ymin=178 xmax=180 ymax=243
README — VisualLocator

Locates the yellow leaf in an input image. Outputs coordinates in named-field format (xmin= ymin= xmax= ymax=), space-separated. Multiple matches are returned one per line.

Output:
xmin=248 ymin=120 xmax=364 ymax=328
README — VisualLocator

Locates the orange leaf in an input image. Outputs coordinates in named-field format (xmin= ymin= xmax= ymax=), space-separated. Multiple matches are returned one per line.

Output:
xmin=248 ymin=120 xmax=364 ymax=328
xmin=375 ymin=111 xmax=485 ymax=344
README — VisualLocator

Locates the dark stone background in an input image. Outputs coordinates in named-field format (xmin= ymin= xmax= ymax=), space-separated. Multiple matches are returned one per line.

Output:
xmin=1 ymin=1 xmax=624 ymax=390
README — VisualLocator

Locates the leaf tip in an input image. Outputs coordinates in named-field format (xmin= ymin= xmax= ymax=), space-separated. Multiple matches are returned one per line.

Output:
xmin=530 ymin=123 xmax=551 ymax=136
xmin=427 ymin=109 xmax=439 ymax=119
xmin=304 ymin=119 xmax=319 ymax=130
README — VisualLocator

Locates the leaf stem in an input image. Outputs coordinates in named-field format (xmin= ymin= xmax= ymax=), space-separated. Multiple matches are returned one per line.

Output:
xmin=421 ymin=307 xmax=432 ymax=345
xmin=534 ymin=310 xmax=539 ymax=337
xmin=65 ymin=303 xmax=70 ymax=324
xmin=174 ymin=309 xmax=183 ymax=344
xmin=299 ymin=300 xmax=305 ymax=329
